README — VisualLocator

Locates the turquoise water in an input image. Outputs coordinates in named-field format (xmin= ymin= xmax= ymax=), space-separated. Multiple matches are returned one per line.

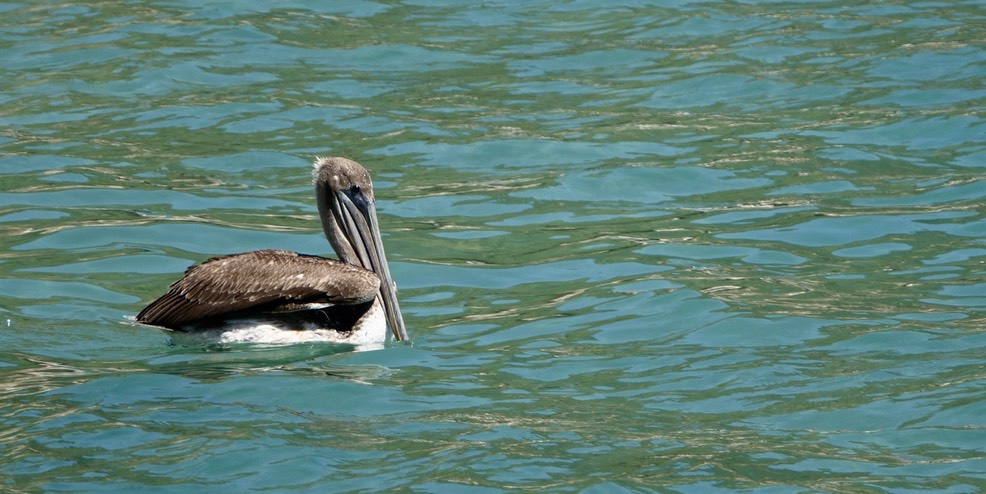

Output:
xmin=2 ymin=1 xmax=985 ymax=492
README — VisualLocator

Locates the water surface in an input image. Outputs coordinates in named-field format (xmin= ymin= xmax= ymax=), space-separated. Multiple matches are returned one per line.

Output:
xmin=2 ymin=1 xmax=985 ymax=492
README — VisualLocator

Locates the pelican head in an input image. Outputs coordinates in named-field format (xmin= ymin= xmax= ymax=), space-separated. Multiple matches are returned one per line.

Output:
xmin=313 ymin=157 xmax=409 ymax=342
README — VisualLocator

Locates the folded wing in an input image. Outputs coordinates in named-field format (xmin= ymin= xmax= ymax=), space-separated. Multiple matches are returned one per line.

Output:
xmin=136 ymin=249 xmax=380 ymax=329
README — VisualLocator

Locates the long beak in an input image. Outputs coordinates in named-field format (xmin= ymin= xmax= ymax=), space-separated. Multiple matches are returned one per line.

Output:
xmin=334 ymin=190 xmax=410 ymax=342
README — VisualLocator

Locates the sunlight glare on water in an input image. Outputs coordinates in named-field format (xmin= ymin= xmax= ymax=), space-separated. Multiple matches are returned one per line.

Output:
xmin=2 ymin=1 xmax=985 ymax=492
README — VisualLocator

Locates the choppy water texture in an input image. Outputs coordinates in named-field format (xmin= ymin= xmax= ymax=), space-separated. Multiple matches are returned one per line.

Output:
xmin=2 ymin=1 xmax=985 ymax=492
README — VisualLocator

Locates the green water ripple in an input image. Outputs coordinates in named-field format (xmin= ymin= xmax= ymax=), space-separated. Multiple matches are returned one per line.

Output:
xmin=2 ymin=0 xmax=986 ymax=492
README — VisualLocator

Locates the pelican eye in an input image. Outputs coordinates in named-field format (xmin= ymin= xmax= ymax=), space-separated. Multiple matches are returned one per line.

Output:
xmin=348 ymin=183 xmax=370 ymax=209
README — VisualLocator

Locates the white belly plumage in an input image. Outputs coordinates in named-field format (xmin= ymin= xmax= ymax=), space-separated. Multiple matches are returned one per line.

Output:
xmin=163 ymin=301 xmax=388 ymax=351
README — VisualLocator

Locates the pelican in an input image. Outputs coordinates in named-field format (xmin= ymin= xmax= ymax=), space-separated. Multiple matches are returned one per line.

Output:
xmin=136 ymin=156 xmax=409 ymax=348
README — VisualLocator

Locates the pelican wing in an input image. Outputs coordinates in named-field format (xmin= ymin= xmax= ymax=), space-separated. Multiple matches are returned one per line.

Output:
xmin=136 ymin=249 xmax=380 ymax=328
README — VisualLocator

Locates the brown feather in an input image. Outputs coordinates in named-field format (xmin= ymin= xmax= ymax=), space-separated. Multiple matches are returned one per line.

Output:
xmin=136 ymin=249 xmax=380 ymax=329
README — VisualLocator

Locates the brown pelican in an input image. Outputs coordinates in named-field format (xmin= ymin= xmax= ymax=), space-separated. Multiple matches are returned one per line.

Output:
xmin=136 ymin=156 xmax=409 ymax=348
